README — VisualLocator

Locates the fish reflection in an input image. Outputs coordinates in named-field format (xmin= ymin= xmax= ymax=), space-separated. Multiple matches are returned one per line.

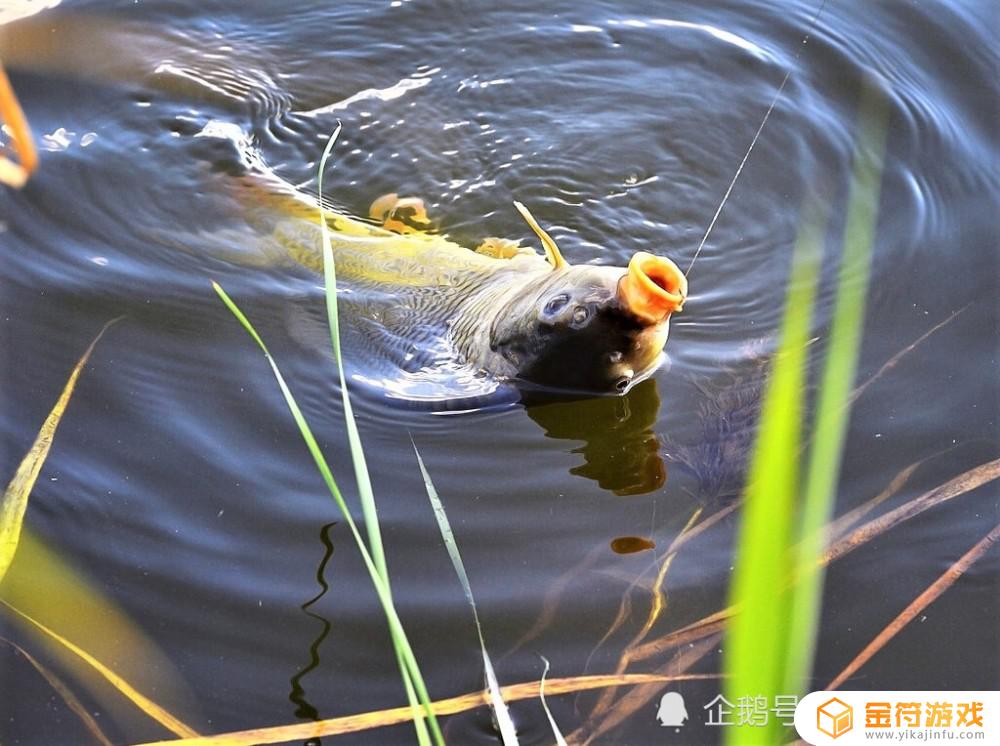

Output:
xmin=521 ymin=378 xmax=666 ymax=496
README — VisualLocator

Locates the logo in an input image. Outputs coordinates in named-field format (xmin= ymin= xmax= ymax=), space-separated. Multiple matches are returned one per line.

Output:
xmin=816 ymin=697 xmax=853 ymax=739
xmin=794 ymin=691 xmax=995 ymax=744
xmin=656 ymin=691 xmax=688 ymax=727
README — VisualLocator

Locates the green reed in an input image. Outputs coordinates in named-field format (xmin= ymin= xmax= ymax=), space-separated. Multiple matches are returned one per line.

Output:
xmin=723 ymin=76 xmax=890 ymax=745
xmin=315 ymin=129 xmax=519 ymax=744
xmin=213 ymin=132 xmax=444 ymax=746
xmin=213 ymin=282 xmax=442 ymax=745
xmin=315 ymin=126 xmax=441 ymax=745
xmin=411 ymin=440 xmax=520 ymax=743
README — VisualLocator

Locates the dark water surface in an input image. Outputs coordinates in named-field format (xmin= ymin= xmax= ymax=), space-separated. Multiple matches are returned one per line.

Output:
xmin=1 ymin=1 xmax=997 ymax=744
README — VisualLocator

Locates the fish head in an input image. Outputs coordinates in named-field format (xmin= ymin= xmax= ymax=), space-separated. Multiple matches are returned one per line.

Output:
xmin=489 ymin=251 xmax=687 ymax=394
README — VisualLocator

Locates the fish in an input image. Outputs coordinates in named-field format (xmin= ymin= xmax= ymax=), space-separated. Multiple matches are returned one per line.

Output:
xmin=0 ymin=9 xmax=688 ymax=395
xmin=240 ymin=170 xmax=688 ymax=396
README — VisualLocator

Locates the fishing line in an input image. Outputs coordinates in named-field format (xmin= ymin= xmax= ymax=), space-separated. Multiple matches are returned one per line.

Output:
xmin=685 ymin=0 xmax=830 ymax=277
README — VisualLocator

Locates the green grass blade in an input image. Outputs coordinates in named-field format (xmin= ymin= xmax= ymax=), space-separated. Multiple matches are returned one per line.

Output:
xmin=724 ymin=76 xmax=891 ymax=745
xmin=316 ymin=127 xmax=436 ymax=746
xmin=316 ymin=126 xmax=386 ymax=580
xmin=784 ymin=77 xmax=891 ymax=695
xmin=538 ymin=655 xmax=568 ymax=746
xmin=723 ymin=204 xmax=820 ymax=745
xmin=212 ymin=282 xmax=440 ymax=745
xmin=412 ymin=440 xmax=519 ymax=744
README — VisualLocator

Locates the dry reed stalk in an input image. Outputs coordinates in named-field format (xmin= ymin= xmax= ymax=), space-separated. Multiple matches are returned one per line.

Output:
xmin=827 ymin=521 xmax=1000 ymax=689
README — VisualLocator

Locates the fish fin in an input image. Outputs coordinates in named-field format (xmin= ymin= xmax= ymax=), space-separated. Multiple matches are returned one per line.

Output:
xmin=475 ymin=237 xmax=536 ymax=260
xmin=513 ymin=201 xmax=568 ymax=269
xmin=369 ymin=193 xmax=435 ymax=234
xmin=369 ymin=192 xmax=399 ymax=222
xmin=228 ymin=170 xmax=393 ymax=238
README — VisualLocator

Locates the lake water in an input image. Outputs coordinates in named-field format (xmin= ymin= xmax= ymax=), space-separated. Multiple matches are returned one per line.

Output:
xmin=1 ymin=1 xmax=997 ymax=744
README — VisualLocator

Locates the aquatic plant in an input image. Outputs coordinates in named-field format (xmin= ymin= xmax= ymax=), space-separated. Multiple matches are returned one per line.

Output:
xmin=131 ymin=448 xmax=1000 ymax=746
xmin=538 ymin=655 xmax=569 ymax=746
xmin=213 ymin=281 xmax=443 ymax=746
xmin=209 ymin=125 xmax=517 ymax=746
xmin=316 ymin=126 xmax=441 ymax=746
xmin=0 ymin=635 xmax=114 ymax=746
xmin=0 ymin=320 xmax=199 ymax=740
xmin=1 ymin=320 xmax=118 ymax=583
xmin=412 ymin=440 xmax=519 ymax=743
xmin=722 ymin=76 xmax=889 ymax=744
xmin=319 ymin=126 xmax=521 ymax=743
xmin=135 ymin=671 xmax=719 ymax=745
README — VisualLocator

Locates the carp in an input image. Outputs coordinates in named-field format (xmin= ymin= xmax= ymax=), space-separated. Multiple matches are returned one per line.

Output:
xmin=0 ymin=9 xmax=688 ymax=395
xmin=247 ymin=173 xmax=688 ymax=396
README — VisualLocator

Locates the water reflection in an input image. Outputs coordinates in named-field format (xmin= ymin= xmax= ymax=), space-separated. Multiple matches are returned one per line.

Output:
xmin=288 ymin=521 xmax=336 ymax=741
xmin=522 ymin=378 xmax=666 ymax=496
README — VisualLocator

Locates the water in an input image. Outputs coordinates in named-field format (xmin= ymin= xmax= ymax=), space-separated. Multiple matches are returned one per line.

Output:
xmin=1 ymin=1 xmax=997 ymax=744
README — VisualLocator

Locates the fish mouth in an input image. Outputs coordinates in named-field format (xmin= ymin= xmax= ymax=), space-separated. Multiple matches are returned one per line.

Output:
xmin=618 ymin=326 xmax=671 ymax=392
xmin=613 ymin=354 xmax=664 ymax=395
xmin=617 ymin=252 xmax=687 ymax=324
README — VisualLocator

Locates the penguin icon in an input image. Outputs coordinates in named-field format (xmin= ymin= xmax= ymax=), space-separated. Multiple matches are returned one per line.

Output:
xmin=655 ymin=691 xmax=688 ymax=727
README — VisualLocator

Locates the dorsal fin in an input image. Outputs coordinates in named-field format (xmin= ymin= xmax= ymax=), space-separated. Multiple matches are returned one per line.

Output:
xmin=513 ymin=201 xmax=568 ymax=270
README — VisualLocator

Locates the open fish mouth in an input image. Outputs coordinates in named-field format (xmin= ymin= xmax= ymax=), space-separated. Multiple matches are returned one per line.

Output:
xmin=617 ymin=251 xmax=688 ymax=324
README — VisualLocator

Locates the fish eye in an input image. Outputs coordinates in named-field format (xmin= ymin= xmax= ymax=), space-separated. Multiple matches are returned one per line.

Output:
xmin=543 ymin=294 xmax=569 ymax=316
xmin=571 ymin=305 xmax=591 ymax=327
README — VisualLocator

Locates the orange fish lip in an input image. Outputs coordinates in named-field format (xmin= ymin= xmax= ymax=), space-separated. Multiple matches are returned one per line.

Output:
xmin=617 ymin=251 xmax=688 ymax=324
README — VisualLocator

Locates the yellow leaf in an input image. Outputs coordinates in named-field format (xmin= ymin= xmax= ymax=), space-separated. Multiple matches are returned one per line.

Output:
xmin=2 ymin=600 xmax=198 ymax=738
xmin=3 ymin=530 xmax=201 ymax=740
xmin=0 ymin=318 xmax=119 ymax=582
xmin=135 ymin=672 xmax=720 ymax=746
xmin=0 ymin=318 xmax=200 ymax=740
